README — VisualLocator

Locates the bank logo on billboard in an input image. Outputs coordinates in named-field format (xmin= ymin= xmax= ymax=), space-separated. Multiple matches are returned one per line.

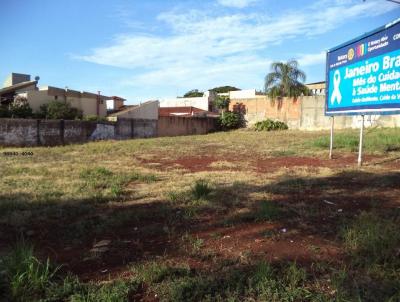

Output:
xmin=326 ymin=19 xmax=400 ymax=116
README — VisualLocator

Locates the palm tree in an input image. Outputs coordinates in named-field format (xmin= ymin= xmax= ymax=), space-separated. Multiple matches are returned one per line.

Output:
xmin=264 ymin=59 xmax=309 ymax=100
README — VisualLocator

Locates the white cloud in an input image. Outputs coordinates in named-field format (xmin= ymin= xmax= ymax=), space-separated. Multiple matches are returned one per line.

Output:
xmin=76 ymin=0 xmax=397 ymax=97
xmin=297 ymin=52 xmax=326 ymax=67
xmin=217 ymin=0 xmax=257 ymax=8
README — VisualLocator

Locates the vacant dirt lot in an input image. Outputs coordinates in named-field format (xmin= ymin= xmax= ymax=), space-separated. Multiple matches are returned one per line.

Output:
xmin=1 ymin=128 xmax=399 ymax=301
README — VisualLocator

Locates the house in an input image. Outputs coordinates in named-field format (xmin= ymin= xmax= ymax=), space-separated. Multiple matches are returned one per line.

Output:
xmin=306 ymin=81 xmax=326 ymax=96
xmin=159 ymin=106 xmax=219 ymax=118
xmin=0 ymin=73 xmax=111 ymax=117
xmin=107 ymin=96 xmax=126 ymax=112
xmin=107 ymin=100 xmax=159 ymax=121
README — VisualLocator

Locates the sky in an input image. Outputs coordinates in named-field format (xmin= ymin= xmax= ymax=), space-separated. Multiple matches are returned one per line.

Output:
xmin=0 ymin=0 xmax=399 ymax=104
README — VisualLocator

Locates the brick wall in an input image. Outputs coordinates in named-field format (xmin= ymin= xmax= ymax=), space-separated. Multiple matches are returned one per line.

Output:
xmin=229 ymin=96 xmax=302 ymax=128
xmin=230 ymin=96 xmax=400 ymax=130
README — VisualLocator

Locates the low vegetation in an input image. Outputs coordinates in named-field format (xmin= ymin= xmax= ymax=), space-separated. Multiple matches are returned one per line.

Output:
xmin=312 ymin=127 xmax=400 ymax=153
xmin=254 ymin=119 xmax=288 ymax=131
xmin=1 ymin=129 xmax=400 ymax=301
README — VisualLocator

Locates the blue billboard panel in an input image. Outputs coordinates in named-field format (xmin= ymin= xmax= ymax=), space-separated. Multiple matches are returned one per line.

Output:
xmin=326 ymin=19 xmax=400 ymax=116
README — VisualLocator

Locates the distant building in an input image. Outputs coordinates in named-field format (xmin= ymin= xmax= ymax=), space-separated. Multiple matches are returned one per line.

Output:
xmin=159 ymin=106 xmax=219 ymax=118
xmin=159 ymin=91 xmax=217 ymax=112
xmin=107 ymin=96 xmax=126 ymax=112
xmin=306 ymin=81 xmax=326 ymax=96
xmin=0 ymin=73 xmax=111 ymax=117
xmin=107 ymin=100 xmax=159 ymax=121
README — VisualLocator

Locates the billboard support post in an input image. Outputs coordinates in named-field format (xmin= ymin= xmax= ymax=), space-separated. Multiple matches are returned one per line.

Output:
xmin=357 ymin=115 xmax=365 ymax=167
xmin=329 ymin=116 xmax=334 ymax=159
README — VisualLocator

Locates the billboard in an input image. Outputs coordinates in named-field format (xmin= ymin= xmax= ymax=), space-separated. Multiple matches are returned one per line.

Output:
xmin=326 ymin=19 xmax=400 ymax=116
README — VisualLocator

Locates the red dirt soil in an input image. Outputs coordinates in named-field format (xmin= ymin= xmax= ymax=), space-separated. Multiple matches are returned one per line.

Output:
xmin=138 ymin=154 xmax=384 ymax=173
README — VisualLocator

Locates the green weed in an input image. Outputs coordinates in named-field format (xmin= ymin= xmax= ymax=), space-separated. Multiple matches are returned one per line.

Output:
xmin=1 ymin=241 xmax=61 ymax=301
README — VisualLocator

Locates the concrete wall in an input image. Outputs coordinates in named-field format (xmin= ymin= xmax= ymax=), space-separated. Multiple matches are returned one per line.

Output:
xmin=0 ymin=118 xmax=38 ymax=146
xmin=158 ymin=116 xmax=218 ymax=137
xmin=230 ymin=95 xmax=400 ymax=130
xmin=0 ymin=116 xmax=213 ymax=146
xmin=115 ymin=118 xmax=157 ymax=139
xmin=229 ymin=89 xmax=257 ymax=99
xmin=0 ymin=118 xmax=157 ymax=147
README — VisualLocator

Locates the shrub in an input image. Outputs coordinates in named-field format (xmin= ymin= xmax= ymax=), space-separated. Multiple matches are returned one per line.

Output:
xmin=39 ymin=101 xmax=82 ymax=120
xmin=219 ymin=111 xmax=244 ymax=130
xmin=254 ymin=119 xmax=288 ymax=131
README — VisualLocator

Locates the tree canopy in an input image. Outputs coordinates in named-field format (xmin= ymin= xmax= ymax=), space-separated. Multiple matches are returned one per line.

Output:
xmin=264 ymin=60 xmax=310 ymax=99
xmin=210 ymin=86 xmax=240 ymax=93
xmin=183 ymin=89 xmax=204 ymax=98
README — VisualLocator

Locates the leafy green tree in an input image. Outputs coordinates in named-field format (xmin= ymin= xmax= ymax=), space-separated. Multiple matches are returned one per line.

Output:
xmin=214 ymin=96 xmax=230 ymax=111
xmin=264 ymin=60 xmax=310 ymax=100
xmin=210 ymin=86 xmax=240 ymax=93
xmin=39 ymin=101 xmax=82 ymax=120
xmin=9 ymin=96 xmax=33 ymax=118
xmin=183 ymin=89 xmax=204 ymax=98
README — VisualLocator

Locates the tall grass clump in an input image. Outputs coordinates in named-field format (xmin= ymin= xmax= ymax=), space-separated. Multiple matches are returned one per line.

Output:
xmin=191 ymin=179 xmax=212 ymax=200
xmin=0 ymin=242 xmax=60 ymax=301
